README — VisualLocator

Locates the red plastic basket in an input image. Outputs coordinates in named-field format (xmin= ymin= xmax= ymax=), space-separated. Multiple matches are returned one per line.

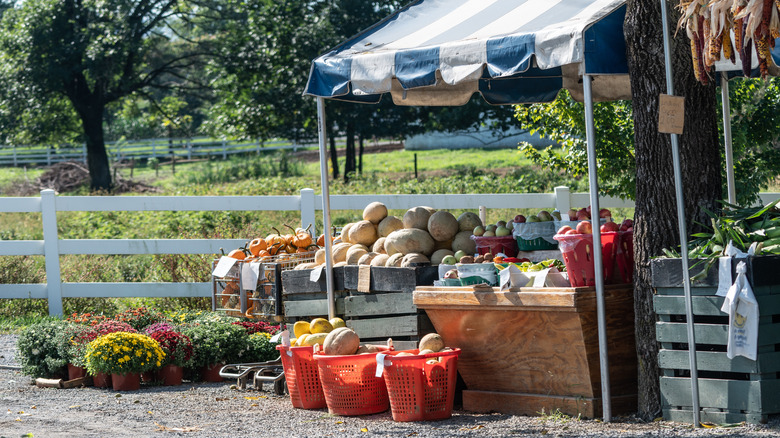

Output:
xmin=276 ymin=345 xmax=327 ymax=409
xmin=380 ymin=349 xmax=460 ymax=422
xmin=615 ymin=230 xmax=634 ymax=283
xmin=471 ymin=235 xmax=518 ymax=258
xmin=315 ymin=350 xmax=390 ymax=416
xmin=553 ymin=232 xmax=618 ymax=287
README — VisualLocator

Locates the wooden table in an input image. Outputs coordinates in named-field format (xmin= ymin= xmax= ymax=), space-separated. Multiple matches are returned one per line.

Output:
xmin=413 ymin=284 xmax=637 ymax=418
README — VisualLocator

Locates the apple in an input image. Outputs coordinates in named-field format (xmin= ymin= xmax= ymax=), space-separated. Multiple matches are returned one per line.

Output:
xmin=551 ymin=210 xmax=562 ymax=221
xmin=600 ymin=221 xmax=620 ymax=232
xmin=565 ymin=229 xmax=579 ymax=235
xmin=599 ymin=208 xmax=612 ymax=219
xmin=576 ymin=212 xmax=590 ymax=221
xmin=514 ymin=214 xmax=526 ymax=223
xmin=567 ymin=209 xmax=578 ymax=219
xmin=473 ymin=225 xmax=485 ymax=236
xmin=578 ymin=208 xmax=590 ymax=220
xmin=620 ymin=219 xmax=634 ymax=232
xmin=496 ymin=226 xmax=512 ymax=237
xmin=496 ymin=220 xmax=507 ymax=228
xmin=483 ymin=230 xmax=496 ymax=237
xmin=526 ymin=215 xmax=541 ymax=223
xmin=586 ymin=205 xmax=592 ymax=215
xmin=441 ymin=255 xmax=458 ymax=265
xmin=453 ymin=250 xmax=467 ymax=261
xmin=576 ymin=220 xmax=593 ymax=234
xmin=537 ymin=210 xmax=554 ymax=222
xmin=486 ymin=224 xmax=497 ymax=232
xmin=557 ymin=225 xmax=573 ymax=234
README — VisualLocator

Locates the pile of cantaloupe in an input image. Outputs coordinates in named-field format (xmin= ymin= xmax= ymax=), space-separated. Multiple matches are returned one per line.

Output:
xmin=290 ymin=316 xmax=392 ymax=356
xmin=295 ymin=202 xmax=482 ymax=269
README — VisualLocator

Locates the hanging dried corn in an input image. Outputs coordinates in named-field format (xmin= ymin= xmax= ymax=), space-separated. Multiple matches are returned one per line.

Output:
xmin=734 ymin=0 xmax=779 ymax=79
xmin=678 ymin=0 xmax=712 ymax=84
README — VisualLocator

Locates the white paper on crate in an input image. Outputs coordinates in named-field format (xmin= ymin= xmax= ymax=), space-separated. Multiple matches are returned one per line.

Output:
xmin=212 ymin=256 xmax=238 ymax=277
xmin=241 ymin=262 xmax=262 ymax=291
xmin=720 ymin=261 xmax=759 ymax=361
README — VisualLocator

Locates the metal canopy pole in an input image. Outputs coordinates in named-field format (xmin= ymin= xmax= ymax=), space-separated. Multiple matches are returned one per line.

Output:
xmin=721 ymin=72 xmax=737 ymax=205
xmin=316 ymin=97 xmax=336 ymax=319
xmin=582 ymin=74 xmax=612 ymax=422
xmin=659 ymin=0 xmax=701 ymax=426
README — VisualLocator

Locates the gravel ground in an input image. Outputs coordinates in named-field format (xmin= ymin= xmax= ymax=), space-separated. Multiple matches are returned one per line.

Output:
xmin=2 ymin=334 xmax=779 ymax=438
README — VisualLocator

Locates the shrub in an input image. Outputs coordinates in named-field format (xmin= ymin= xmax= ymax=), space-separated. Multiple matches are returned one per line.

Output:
xmin=114 ymin=307 xmax=165 ymax=331
xmin=149 ymin=330 xmax=193 ymax=367
xmin=16 ymin=319 xmax=70 ymax=378
xmin=246 ymin=332 xmax=280 ymax=363
xmin=181 ymin=320 xmax=249 ymax=368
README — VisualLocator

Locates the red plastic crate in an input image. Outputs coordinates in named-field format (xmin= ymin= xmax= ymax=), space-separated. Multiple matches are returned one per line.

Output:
xmin=380 ymin=349 xmax=460 ymax=422
xmin=276 ymin=345 xmax=326 ymax=409
xmin=471 ymin=235 xmax=518 ymax=258
xmin=553 ymin=232 xmax=618 ymax=287
xmin=615 ymin=231 xmax=634 ymax=283
xmin=315 ymin=350 xmax=390 ymax=416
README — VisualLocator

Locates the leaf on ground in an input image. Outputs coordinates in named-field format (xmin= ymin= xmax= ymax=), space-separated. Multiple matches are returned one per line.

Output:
xmin=244 ymin=396 xmax=258 ymax=400
xmin=360 ymin=427 xmax=368 ymax=432
xmin=147 ymin=411 xmax=153 ymax=415
xmin=68 ymin=405 xmax=80 ymax=409
xmin=335 ymin=421 xmax=343 ymax=425
xmin=154 ymin=422 xmax=202 ymax=433
xmin=459 ymin=425 xmax=484 ymax=431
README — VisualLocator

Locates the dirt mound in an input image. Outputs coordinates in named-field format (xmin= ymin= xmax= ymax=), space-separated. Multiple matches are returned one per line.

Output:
xmin=4 ymin=161 xmax=158 ymax=196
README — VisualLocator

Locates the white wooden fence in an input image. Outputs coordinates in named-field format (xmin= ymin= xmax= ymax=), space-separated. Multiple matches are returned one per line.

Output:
xmin=1 ymin=187 xmax=778 ymax=316
xmin=0 ymin=136 xmax=380 ymax=167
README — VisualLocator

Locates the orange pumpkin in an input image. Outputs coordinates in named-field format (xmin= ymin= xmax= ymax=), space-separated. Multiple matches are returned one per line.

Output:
xmin=265 ymin=227 xmax=284 ymax=249
xmin=248 ymin=238 xmax=267 ymax=256
xmin=227 ymin=249 xmax=246 ymax=260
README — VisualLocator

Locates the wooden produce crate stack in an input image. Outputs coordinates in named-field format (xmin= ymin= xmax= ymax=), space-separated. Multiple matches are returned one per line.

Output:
xmin=651 ymin=256 xmax=780 ymax=424
xmin=280 ymin=266 xmax=347 ymax=323
xmin=343 ymin=265 xmax=438 ymax=350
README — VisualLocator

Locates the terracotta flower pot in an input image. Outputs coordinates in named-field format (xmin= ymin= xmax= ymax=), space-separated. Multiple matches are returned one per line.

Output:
xmin=200 ymin=363 xmax=225 ymax=382
xmin=67 ymin=363 xmax=87 ymax=380
xmin=112 ymin=372 xmax=141 ymax=391
xmin=92 ymin=371 xmax=112 ymax=388
xmin=157 ymin=364 xmax=183 ymax=386
xmin=141 ymin=371 xmax=157 ymax=384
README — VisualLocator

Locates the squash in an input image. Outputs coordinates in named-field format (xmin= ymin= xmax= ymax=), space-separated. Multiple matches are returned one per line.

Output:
xmin=401 ymin=253 xmax=429 ymax=267
xmin=340 ymin=223 xmax=355 ymax=243
xmin=347 ymin=220 xmax=378 ymax=247
xmin=378 ymin=215 xmax=404 ymax=237
xmin=403 ymin=206 xmax=432 ymax=231
xmin=385 ymin=253 xmax=404 ymax=267
xmin=372 ymin=237 xmax=387 ymax=254
xmin=457 ymin=212 xmax=483 ymax=231
xmin=428 ymin=211 xmax=459 ymax=242
xmin=430 ymin=249 xmax=454 ymax=265
xmin=363 ymin=202 xmax=388 ymax=224
xmin=370 ymin=253 xmax=390 ymax=266
xmin=357 ymin=252 xmax=379 ymax=265
xmin=452 ymin=230 xmax=477 ymax=255
xmin=332 ymin=242 xmax=352 ymax=264
xmin=384 ymin=228 xmax=435 ymax=256
xmin=418 ymin=333 xmax=445 ymax=352
xmin=322 ymin=327 xmax=360 ymax=355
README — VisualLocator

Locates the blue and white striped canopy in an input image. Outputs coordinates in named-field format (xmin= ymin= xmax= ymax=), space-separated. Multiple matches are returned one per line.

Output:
xmin=304 ymin=0 xmax=631 ymax=106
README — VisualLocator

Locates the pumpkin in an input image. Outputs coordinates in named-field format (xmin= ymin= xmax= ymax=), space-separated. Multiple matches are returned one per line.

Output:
xmin=227 ymin=249 xmax=246 ymax=260
xmin=248 ymin=238 xmax=267 ymax=256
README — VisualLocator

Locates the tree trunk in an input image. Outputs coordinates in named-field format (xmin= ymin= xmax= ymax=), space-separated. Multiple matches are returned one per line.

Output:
xmin=77 ymin=103 xmax=112 ymax=192
xmin=327 ymin=122 xmax=339 ymax=179
xmin=343 ymin=120 xmax=356 ymax=183
xmin=358 ymin=134 xmax=364 ymax=174
xmin=625 ymin=0 xmax=722 ymax=419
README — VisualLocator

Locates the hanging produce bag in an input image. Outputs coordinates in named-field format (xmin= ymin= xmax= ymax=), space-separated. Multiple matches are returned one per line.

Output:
xmin=720 ymin=261 xmax=759 ymax=361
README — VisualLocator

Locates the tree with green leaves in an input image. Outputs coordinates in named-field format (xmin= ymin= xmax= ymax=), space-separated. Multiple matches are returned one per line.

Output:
xmin=0 ymin=0 xmax=215 ymax=191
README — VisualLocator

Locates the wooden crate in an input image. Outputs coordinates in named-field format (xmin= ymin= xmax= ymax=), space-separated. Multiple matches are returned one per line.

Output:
xmin=413 ymin=284 xmax=637 ymax=418
xmin=651 ymin=256 xmax=780 ymax=424
xmin=281 ymin=266 xmax=346 ymax=322
xmin=343 ymin=266 xmax=438 ymax=350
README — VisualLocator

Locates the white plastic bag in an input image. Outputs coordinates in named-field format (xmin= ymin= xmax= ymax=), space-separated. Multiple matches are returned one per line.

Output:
xmin=720 ymin=261 xmax=759 ymax=361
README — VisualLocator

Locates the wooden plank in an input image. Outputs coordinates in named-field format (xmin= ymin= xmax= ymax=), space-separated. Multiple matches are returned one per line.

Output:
xmin=0 ymin=284 xmax=48 ymax=299
xmin=462 ymin=390 xmax=637 ymax=419
xmin=656 ymin=321 xmax=780 ymax=346
xmin=344 ymin=292 xmax=417 ymax=317
xmin=281 ymin=267 xmax=345 ymax=294
xmin=347 ymin=314 xmax=433 ymax=339
xmin=343 ymin=266 xmax=438 ymax=293
xmin=651 ymin=258 xmax=719 ymax=287
xmin=655 ymin=293 xmax=780 ymax=316
xmin=284 ymin=298 xmax=345 ymax=318
xmin=661 ymin=377 xmax=769 ymax=412
xmin=657 ymin=350 xmax=776 ymax=374
xmin=61 ymin=282 xmax=210 ymax=298
xmin=663 ymin=408 xmax=767 ymax=425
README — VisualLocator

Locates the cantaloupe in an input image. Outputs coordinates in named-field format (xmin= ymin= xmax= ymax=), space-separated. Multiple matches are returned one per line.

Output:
xmin=384 ymin=228 xmax=435 ymax=256
xmin=418 ymin=333 xmax=444 ymax=352
xmin=401 ymin=253 xmax=429 ymax=267
xmin=385 ymin=253 xmax=404 ymax=267
xmin=323 ymin=327 xmax=360 ymax=355
xmin=346 ymin=245 xmax=369 ymax=265
xmin=357 ymin=252 xmax=379 ymax=265
xmin=340 ymin=223 xmax=355 ymax=243
xmin=372 ymin=237 xmax=387 ymax=254
xmin=457 ymin=212 xmax=483 ymax=232
xmin=428 ymin=211 xmax=459 ymax=242
xmin=369 ymin=252 xmax=389 ymax=266
xmin=452 ymin=230 xmax=477 ymax=255
xmin=315 ymin=248 xmax=326 ymax=265
xmin=333 ymin=261 xmax=347 ymax=267
xmin=348 ymin=220 xmax=378 ymax=246
xmin=294 ymin=262 xmax=318 ymax=270
xmin=430 ymin=249 xmax=454 ymax=265
xmin=403 ymin=207 xmax=432 ymax=231
xmin=378 ymin=215 xmax=404 ymax=237
xmin=433 ymin=238 xmax=453 ymax=251
xmin=363 ymin=202 xmax=388 ymax=224
xmin=332 ymin=242 xmax=352 ymax=263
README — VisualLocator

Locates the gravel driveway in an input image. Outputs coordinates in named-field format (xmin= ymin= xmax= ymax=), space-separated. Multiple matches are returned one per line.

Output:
xmin=2 ymin=334 xmax=779 ymax=438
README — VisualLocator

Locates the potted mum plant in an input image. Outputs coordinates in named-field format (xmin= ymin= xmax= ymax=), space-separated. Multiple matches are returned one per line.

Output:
xmin=149 ymin=330 xmax=193 ymax=386
xmin=54 ymin=322 xmax=95 ymax=380
xmin=84 ymin=332 xmax=166 ymax=391
xmin=71 ymin=320 xmax=138 ymax=387
xmin=182 ymin=320 xmax=249 ymax=382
